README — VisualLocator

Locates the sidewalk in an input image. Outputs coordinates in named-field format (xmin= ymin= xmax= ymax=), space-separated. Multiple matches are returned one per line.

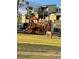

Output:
xmin=18 ymin=51 xmax=60 ymax=56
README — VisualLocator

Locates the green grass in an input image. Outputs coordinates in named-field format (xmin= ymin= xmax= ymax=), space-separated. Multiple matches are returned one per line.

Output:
xmin=17 ymin=34 xmax=61 ymax=59
xmin=17 ymin=33 xmax=61 ymax=47
xmin=17 ymin=43 xmax=61 ymax=52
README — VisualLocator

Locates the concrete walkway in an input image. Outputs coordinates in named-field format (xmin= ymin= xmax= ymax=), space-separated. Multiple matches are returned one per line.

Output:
xmin=18 ymin=51 xmax=60 ymax=56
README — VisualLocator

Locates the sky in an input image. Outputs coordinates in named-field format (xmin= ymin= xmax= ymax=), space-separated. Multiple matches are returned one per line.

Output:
xmin=18 ymin=0 xmax=61 ymax=15
xmin=28 ymin=0 xmax=61 ymax=6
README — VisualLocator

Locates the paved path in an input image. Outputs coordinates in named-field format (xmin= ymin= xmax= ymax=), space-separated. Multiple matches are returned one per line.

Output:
xmin=18 ymin=51 xmax=60 ymax=56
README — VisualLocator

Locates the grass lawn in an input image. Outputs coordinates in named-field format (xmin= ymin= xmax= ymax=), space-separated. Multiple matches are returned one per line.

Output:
xmin=17 ymin=33 xmax=61 ymax=47
xmin=17 ymin=43 xmax=61 ymax=59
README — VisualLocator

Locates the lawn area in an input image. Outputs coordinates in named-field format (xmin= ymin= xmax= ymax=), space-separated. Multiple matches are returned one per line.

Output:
xmin=17 ymin=33 xmax=61 ymax=47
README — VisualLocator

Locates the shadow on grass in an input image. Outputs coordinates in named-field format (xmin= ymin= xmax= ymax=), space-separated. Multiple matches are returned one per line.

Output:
xmin=17 ymin=43 xmax=61 ymax=52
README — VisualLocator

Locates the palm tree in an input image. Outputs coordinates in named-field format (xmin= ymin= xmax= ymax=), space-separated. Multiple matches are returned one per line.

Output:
xmin=17 ymin=0 xmax=19 ymax=17
xmin=17 ymin=0 xmax=25 ymax=16
xmin=17 ymin=13 xmax=22 ymax=24
xmin=17 ymin=0 xmax=25 ymax=23
xmin=25 ymin=1 xmax=33 ymax=24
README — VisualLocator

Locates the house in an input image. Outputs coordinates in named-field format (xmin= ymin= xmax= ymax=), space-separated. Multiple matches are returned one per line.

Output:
xmin=41 ymin=5 xmax=58 ymax=13
xmin=17 ymin=15 xmax=26 ymax=24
